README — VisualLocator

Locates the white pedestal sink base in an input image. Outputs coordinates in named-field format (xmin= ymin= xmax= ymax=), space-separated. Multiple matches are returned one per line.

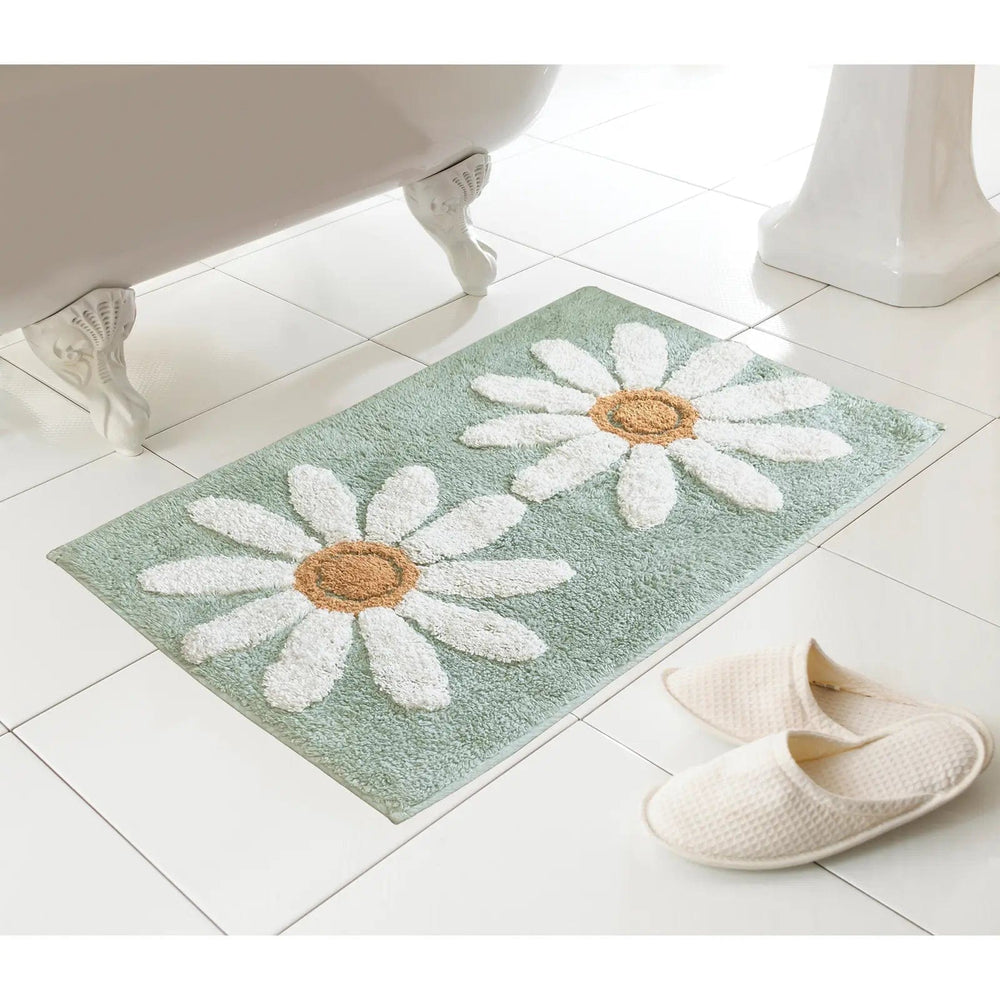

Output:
xmin=758 ymin=65 xmax=1000 ymax=307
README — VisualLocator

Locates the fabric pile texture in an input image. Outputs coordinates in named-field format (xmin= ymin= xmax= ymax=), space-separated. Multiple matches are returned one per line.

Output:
xmin=49 ymin=288 xmax=942 ymax=821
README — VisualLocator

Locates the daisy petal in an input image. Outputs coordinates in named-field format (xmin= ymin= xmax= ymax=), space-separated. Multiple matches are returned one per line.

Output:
xmin=358 ymin=608 xmax=450 ymax=710
xmin=402 ymin=495 xmax=526 ymax=564
xmin=180 ymin=590 xmax=312 ymax=665
xmin=365 ymin=466 xmax=439 ymax=545
xmin=662 ymin=341 xmax=753 ymax=398
xmin=616 ymin=443 xmax=677 ymax=530
xmin=262 ymin=609 xmax=354 ymax=712
xmin=612 ymin=322 xmax=670 ymax=389
xmin=511 ymin=431 xmax=628 ymax=502
xmin=139 ymin=556 xmax=296 ymax=595
xmin=398 ymin=591 xmax=545 ymax=663
xmin=187 ymin=497 xmax=320 ymax=559
xmin=530 ymin=339 xmax=619 ymax=395
xmin=417 ymin=558 xmax=575 ymax=598
xmin=461 ymin=413 xmax=598 ymax=448
xmin=288 ymin=465 xmax=361 ymax=545
xmin=696 ymin=420 xmax=852 ymax=462
xmin=694 ymin=376 xmax=831 ymax=421
xmin=668 ymin=438 xmax=782 ymax=512
xmin=471 ymin=374 xmax=595 ymax=414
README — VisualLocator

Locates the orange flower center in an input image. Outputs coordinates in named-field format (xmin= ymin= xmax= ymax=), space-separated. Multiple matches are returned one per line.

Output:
xmin=589 ymin=388 xmax=698 ymax=446
xmin=294 ymin=540 xmax=419 ymax=614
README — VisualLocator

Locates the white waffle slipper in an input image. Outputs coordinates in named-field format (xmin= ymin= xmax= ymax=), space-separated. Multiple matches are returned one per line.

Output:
xmin=663 ymin=638 xmax=993 ymax=767
xmin=645 ymin=713 xmax=987 ymax=869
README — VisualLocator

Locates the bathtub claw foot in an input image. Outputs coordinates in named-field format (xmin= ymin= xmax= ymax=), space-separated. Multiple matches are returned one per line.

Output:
xmin=22 ymin=287 xmax=150 ymax=456
xmin=404 ymin=151 xmax=497 ymax=296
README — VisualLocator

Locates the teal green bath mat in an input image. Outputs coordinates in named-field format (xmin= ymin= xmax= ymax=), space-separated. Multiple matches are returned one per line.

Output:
xmin=50 ymin=288 xmax=941 ymax=821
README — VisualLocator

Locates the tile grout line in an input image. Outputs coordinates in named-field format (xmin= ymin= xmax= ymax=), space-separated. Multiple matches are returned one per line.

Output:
xmin=200 ymin=269 xmax=374 ymax=339
xmin=814 ymin=864 xmax=933 ymax=935
xmin=139 ymin=336 xmax=434 ymax=473
xmin=10 ymin=731 xmax=228 ymax=935
xmin=811 ymin=420 xmax=994 ymax=550
xmin=0 ymin=449 xmax=115 ymax=507
xmin=553 ymin=134 xmax=809 ymax=193
xmin=537 ymin=99 xmax=666 ymax=146
xmin=2 ymin=319 xmax=364 ymax=460
xmin=528 ymin=139 xmax=716 ymax=189
xmin=367 ymin=250 xmax=556 ymax=346
xmin=818 ymin=545 xmax=1000 ymax=633
xmin=0 ymin=264 xmax=215 ymax=350
xmin=737 ymin=319 xmax=994 ymax=551
xmin=714 ymin=190 xmax=777 ymax=210
xmin=274 ymin=718 xmax=580 ymax=935
xmin=3 ymin=196 xmax=393 ymax=360
xmin=138 ymin=446 xmax=203 ymax=483
xmin=0 ymin=430 xmax=197 ymax=511
xmin=576 ymin=725 xmax=933 ymax=935
xmin=705 ymin=142 xmax=815 ymax=203
xmin=547 ymin=255 xmax=756 ymax=332
xmin=542 ymin=186 xmax=713 ymax=260
xmin=10 ymin=657 xmax=570 ymax=936
xmin=140 ymin=240 xmax=554 ymax=458
xmin=218 ymin=243 xmax=541 ymax=339
xmin=8 ymin=650 xmax=160 ymax=733
xmin=0 ymin=351 xmax=95 ymax=423
xmin=747 ymin=323 xmax=998 ymax=420
xmin=552 ymin=189 xmax=716 ymax=261
xmin=741 ymin=281 xmax=830 ymax=328
xmin=579 ymin=716 xmax=674 ymax=773
xmin=143 ymin=333 xmax=475 ymax=474
xmin=214 ymin=221 xmax=556 ymax=341
xmin=366 ymin=255 xmax=572 ymax=360
xmin=1 ymin=276 xmax=367 ymax=418
xmin=133 ymin=268 xmax=212 ymax=300
xmin=138 ymin=339 xmax=373 ymax=462
xmin=200 ymin=194 xmax=396 ymax=270
xmin=554 ymin=242 xmax=830 ymax=331
xmin=360 ymin=338 xmax=429 ymax=370
xmin=36 ymin=618 xmax=590 ymax=934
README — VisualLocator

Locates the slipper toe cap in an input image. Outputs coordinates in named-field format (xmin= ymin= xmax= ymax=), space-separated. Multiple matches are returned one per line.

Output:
xmin=645 ymin=739 xmax=804 ymax=866
xmin=664 ymin=643 xmax=807 ymax=743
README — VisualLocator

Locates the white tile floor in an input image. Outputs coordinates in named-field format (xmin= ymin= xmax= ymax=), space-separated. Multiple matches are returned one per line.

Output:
xmin=1 ymin=65 xmax=998 ymax=935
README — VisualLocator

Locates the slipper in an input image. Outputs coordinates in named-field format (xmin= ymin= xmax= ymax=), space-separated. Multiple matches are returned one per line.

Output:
xmin=645 ymin=713 xmax=987 ymax=869
xmin=663 ymin=638 xmax=993 ymax=768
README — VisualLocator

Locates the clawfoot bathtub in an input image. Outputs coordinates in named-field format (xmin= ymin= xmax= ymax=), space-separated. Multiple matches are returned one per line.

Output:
xmin=0 ymin=65 xmax=556 ymax=454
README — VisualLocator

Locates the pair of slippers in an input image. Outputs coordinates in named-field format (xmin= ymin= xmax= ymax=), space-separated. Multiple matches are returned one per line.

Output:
xmin=645 ymin=639 xmax=992 ymax=870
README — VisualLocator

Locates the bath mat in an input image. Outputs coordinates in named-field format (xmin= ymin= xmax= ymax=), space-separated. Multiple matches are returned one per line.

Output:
xmin=50 ymin=288 xmax=941 ymax=821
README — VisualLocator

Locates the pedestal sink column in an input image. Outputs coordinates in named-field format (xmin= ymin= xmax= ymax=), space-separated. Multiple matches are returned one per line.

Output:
xmin=758 ymin=65 xmax=1000 ymax=307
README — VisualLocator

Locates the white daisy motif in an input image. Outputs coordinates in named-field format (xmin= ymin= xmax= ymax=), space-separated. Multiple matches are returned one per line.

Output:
xmin=461 ymin=323 xmax=852 ymax=529
xmin=138 ymin=465 xmax=573 ymax=714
